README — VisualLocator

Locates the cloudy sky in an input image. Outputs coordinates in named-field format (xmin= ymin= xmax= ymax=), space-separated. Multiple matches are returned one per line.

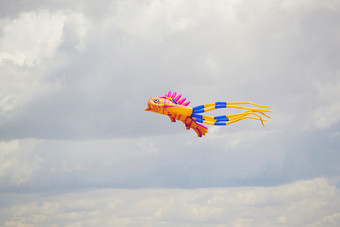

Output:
xmin=1 ymin=0 xmax=340 ymax=226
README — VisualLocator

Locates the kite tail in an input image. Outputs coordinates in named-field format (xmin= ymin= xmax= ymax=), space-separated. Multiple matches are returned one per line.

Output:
xmin=191 ymin=102 xmax=271 ymax=127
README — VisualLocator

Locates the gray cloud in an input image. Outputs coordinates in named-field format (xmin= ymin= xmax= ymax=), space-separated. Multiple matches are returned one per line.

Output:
xmin=0 ymin=128 xmax=339 ymax=191
xmin=0 ymin=0 xmax=339 ymax=184
xmin=1 ymin=0 xmax=339 ymax=140
xmin=1 ymin=178 xmax=339 ymax=226
xmin=1 ymin=0 xmax=340 ymax=225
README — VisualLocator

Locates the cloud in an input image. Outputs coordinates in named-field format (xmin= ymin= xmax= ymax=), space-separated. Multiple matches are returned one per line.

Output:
xmin=0 ymin=9 xmax=89 ymax=119
xmin=280 ymin=0 xmax=340 ymax=11
xmin=0 ymin=1 xmax=339 ymax=226
xmin=0 ymin=10 xmax=65 ymax=66
xmin=0 ymin=0 xmax=339 ymax=140
xmin=1 ymin=178 xmax=339 ymax=226
xmin=0 ymin=130 xmax=339 ymax=190
xmin=0 ymin=139 xmax=41 ymax=186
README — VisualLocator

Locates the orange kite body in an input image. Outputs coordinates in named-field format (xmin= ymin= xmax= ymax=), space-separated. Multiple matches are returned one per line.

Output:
xmin=145 ymin=91 xmax=271 ymax=137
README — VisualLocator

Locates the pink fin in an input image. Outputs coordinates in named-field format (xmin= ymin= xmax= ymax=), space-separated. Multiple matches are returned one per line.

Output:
xmin=164 ymin=91 xmax=190 ymax=106
xmin=174 ymin=94 xmax=181 ymax=102
xmin=171 ymin=92 xmax=176 ymax=98
xmin=178 ymin=97 xmax=186 ymax=104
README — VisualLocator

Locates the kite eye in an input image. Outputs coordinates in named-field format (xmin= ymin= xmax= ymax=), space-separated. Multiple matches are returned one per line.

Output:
xmin=154 ymin=99 xmax=159 ymax=103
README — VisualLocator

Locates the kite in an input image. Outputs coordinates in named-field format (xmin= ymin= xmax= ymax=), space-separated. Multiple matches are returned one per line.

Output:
xmin=145 ymin=91 xmax=271 ymax=137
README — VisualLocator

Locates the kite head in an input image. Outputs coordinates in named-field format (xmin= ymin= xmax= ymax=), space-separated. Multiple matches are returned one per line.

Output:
xmin=144 ymin=97 xmax=176 ymax=112
xmin=145 ymin=91 xmax=191 ymax=112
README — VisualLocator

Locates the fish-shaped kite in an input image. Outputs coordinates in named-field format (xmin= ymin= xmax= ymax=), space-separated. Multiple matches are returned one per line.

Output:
xmin=145 ymin=91 xmax=271 ymax=137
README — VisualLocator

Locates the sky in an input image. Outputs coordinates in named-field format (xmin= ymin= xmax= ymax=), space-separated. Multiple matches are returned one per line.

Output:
xmin=0 ymin=0 xmax=340 ymax=226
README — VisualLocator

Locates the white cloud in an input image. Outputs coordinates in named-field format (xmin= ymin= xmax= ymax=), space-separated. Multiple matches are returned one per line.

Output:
xmin=0 ymin=3 xmax=339 ymax=226
xmin=311 ymin=79 xmax=340 ymax=130
xmin=0 ymin=139 xmax=42 ymax=186
xmin=280 ymin=0 xmax=340 ymax=11
xmin=0 ymin=10 xmax=64 ymax=67
xmin=0 ymin=178 xmax=339 ymax=226
xmin=1 ymin=0 xmax=340 ymax=137
xmin=2 ymin=130 xmax=337 ymax=191
xmin=0 ymin=133 xmax=281 ymax=189
xmin=0 ymin=9 xmax=89 ymax=116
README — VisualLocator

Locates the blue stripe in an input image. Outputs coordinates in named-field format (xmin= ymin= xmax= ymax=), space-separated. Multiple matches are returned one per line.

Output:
xmin=192 ymin=108 xmax=204 ymax=114
xmin=172 ymin=99 xmax=178 ymax=104
xmin=191 ymin=114 xmax=203 ymax=119
xmin=192 ymin=105 xmax=205 ymax=114
xmin=195 ymin=118 xmax=203 ymax=123
xmin=193 ymin=105 xmax=204 ymax=111
xmin=214 ymin=115 xmax=229 ymax=121
xmin=215 ymin=121 xmax=226 ymax=126
xmin=215 ymin=102 xmax=227 ymax=109
xmin=215 ymin=102 xmax=227 ymax=106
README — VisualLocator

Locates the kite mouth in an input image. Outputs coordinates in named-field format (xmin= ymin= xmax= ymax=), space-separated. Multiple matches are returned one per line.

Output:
xmin=146 ymin=99 xmax=153 ymax=110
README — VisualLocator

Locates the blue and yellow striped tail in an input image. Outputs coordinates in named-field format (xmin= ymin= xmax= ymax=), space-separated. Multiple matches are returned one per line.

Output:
xmin=190 ymin=102 xmax=271 ymax=126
